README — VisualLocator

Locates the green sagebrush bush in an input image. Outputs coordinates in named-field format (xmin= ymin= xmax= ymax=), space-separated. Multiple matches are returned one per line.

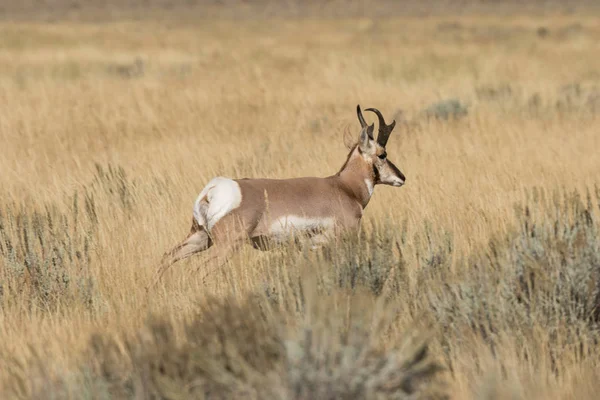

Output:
xmin=0 ymin=164 xmax=139 ymax=312
xmin=425 ymin=187 xmax=600 ymax=373
xmin=0 ymin=195 xmax=97 ymax=311
xmin=28 ymin=294 xmax=444 ymax=400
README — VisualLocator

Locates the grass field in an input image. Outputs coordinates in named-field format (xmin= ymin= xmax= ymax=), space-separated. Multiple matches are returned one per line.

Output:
xmin=1 ymin=5 xmax=600 ymax=399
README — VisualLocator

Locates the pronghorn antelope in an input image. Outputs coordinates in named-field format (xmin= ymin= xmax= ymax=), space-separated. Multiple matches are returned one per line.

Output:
xmin=147 ymin=105 xmax=406 ymax=289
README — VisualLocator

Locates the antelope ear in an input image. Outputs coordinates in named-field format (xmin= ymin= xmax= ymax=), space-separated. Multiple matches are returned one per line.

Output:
xmin=358 ymin=124 xmax=375 ymax=153
xmin=343 ymin=127 xmax=354 ymax=150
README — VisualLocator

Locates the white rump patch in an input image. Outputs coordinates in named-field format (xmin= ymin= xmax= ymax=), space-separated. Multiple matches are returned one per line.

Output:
xmin=269 ymin=215 xmax=335 ymax=242
xmin=364 ymin=178 xmax=374 ymax=197
xmin=193 ymin=177 xmax=242 ymax=231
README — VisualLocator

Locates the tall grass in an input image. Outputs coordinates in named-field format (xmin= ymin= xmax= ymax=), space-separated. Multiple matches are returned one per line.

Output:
xmin=0 ymin=12 xmax=600 ymax=399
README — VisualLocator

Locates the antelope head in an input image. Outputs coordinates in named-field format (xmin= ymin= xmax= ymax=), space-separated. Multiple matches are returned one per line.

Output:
xmin=356 ymin=105 xmax=406 ymax=187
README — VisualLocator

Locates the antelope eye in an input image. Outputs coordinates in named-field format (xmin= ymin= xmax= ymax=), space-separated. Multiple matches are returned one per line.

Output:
xmin=378 ymin=152 xmax=387 ymax=160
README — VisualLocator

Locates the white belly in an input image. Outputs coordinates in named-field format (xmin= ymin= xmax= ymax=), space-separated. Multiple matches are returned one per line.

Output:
xmin=268 ymin=215 xmax=335 ymax=243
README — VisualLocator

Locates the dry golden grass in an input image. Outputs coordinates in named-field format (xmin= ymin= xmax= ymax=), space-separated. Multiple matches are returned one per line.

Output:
xmin=1 ymin=11 xmax=600 ymax=399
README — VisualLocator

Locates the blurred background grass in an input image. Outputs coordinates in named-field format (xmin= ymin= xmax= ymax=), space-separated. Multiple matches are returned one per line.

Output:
xmin=1 ymin=0 xmax=600 ymax=20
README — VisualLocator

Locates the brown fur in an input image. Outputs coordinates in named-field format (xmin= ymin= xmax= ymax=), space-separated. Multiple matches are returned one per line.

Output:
xmin=147 ymin=117 xmax=405 ymax=290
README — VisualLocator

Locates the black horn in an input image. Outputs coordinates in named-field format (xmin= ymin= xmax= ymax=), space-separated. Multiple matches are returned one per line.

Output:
xmin=356 ymin=104 xmax=374 ymax=139
xmin=365 ymin=108 xmax=396 ymax=147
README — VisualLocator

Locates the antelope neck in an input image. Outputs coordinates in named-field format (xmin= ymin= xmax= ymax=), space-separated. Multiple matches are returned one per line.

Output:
xmin=336 ymin=147 xmax=374 ymax=208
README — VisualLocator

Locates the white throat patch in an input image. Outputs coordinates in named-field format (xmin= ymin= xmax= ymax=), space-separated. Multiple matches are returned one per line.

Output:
xmin=364 ymin=179 xmax=374 ymax=197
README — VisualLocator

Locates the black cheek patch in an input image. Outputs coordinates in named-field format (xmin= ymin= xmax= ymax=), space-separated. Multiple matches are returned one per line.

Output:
xmin=372 ymin=164 xmax=380 ymax=183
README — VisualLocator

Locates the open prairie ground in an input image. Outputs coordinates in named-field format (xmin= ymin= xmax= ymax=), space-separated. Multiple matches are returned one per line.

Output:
xmin=1 ymin=7 xmax=600 ymax=399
